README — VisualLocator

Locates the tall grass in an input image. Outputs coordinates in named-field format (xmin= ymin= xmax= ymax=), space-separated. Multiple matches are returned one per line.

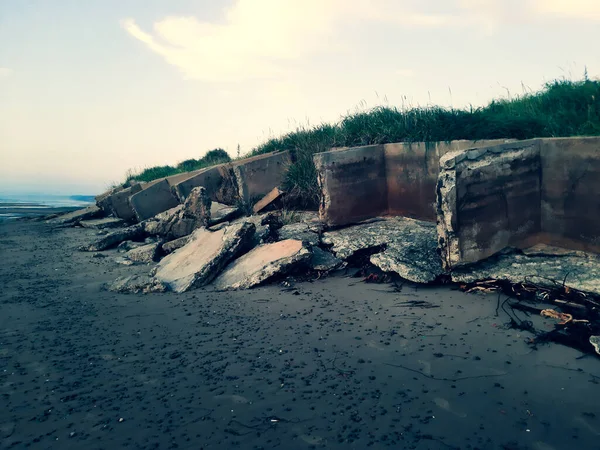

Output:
xmin=125 ymin=79 xmax=600 ymax=205
xmin=250 ymin=78 xmax=600 ymax=206
xmin=127 ymin=148 xmax=231 ymax=184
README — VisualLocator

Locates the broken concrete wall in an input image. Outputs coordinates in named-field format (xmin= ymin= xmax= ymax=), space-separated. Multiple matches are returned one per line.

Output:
xmin=314 ymin=145 xmax=388 ymax=227
xmin=437 ymin=140 xmax=542 ymax=270
xmin=314 ymin=140 xmax=513 ymax=226
xmin=108 ymin=183 xmax=144 ymax=221
xmin=172 ymin=165 xmax=235 ymax=204
xmin=540 ymin=137 xmax=600 ymax=253
xmin=233 ymin=151 xmax=291 ymax=203
xmin=437 ymin=137 xmax=600 ymax=270
xmin=129 ymin=179 xmax=180 ymax=221
xmin=384 ymin=140 xmax=512 ymax=221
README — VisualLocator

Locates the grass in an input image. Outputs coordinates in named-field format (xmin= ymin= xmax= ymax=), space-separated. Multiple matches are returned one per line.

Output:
xmin=250 ymin=78 xmax=600 ymax=206
xmin=125 ymin=78 xmax=600 ymax=206
xmin=126 ymin=148 xmax=231 ymax=184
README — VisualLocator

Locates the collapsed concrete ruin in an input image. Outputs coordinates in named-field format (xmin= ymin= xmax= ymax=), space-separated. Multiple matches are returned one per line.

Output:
xmin=73 ymin=136 xmax=600 ymax=299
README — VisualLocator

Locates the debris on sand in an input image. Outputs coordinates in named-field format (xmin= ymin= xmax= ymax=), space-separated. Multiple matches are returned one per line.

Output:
xmin=108 ymin=275 xmax=167 ymax=294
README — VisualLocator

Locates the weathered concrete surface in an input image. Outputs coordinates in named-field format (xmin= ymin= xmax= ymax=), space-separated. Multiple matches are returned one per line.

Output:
xmin=125 ymin=242 xmax=161 ymax=264
xmin=172 ymin=166 xmax=236 ymax=203
xmin=384 ymin=140 xmax=512 ymax=220
xmin=95 ymin=186 xmax=121 ymax=213
xmin=80 ymin=217 xmax=125 ymax=229
xmin=108 ymin=275 xmax=167 ymax=294
xmin=437 ymin=140 xmax=542 ymax=270
xmin=210 ymin=202 xmax=240 ymax=225
xmin=155 ymin=222 xmax=256 ymax=293
xmin=451 ymin=250 xmax=600 ymax=296
xmin=540 ymin=137 xmax=600 ymax=253
xmin=130 ymin=179 xmax=180 ymax=221
xmin=233 ymin=151 xmax=291 ymax=202
xmin=108 ymin=184 xmax=144 ymax=221
xmin=79 ymin=224 xmax=145 ymax=251
xmin=323 ymin=217 xmax=443 ymax=283
xmin=48 ymin=205 xmax=103 ymax=224
xmin=315 ymin=145 xmax=387 ymax=227
xmin=213 ymin=240 xmax=311 ymax=290
xmin=162 ymin=236 xmax=190 ymax=254
xmin=142 ymin=187 xmax=211 ymax=240
xmin=277 ymin=222 xmax=320 ymax=246
xmin=309 ymin=247 xmax=343 ymax=272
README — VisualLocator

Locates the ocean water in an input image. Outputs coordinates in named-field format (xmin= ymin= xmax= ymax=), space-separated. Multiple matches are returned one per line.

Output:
xmin=0 ymin=193 xmax=95 ymax=221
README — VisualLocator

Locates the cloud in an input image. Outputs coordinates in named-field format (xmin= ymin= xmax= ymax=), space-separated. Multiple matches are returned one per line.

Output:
xmin=121 ymin=0 xmax=457 ymax=82
xmin=0 ymin=67 xmax=12 ymax=77
xmin=533 ymin=0 xmax=600 ymax=20
xmin=122 ymin=0 xmax=600 ymax=83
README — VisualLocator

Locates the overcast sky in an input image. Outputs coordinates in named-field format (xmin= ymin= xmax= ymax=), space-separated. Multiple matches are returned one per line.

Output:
xmin=1 ymin=0 xmax=599 ymax=194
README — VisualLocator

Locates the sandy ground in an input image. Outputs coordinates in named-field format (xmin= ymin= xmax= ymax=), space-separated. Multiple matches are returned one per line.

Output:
xmin=1 ymin=220 xmax=600 ymax=450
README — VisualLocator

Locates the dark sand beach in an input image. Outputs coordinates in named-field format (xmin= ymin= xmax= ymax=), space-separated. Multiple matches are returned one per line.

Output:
xmin=1 ymin=220 xmax=599 ymax=449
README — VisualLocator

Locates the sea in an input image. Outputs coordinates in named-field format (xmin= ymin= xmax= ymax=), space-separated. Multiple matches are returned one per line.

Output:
xmin=0 ymin=193 xmax=95 ymax=221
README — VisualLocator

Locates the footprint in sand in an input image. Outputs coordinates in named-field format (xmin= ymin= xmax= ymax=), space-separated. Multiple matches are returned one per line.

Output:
xmin=433 ymin=397 xmax=467 ymax=418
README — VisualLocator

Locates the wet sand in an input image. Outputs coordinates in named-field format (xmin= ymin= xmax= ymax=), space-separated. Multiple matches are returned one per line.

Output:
xmin=1 ymin=220 xmax=599 ymax=450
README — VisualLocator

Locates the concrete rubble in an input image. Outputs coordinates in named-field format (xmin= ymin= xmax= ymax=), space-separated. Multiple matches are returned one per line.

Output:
xmin=213 ymin=239 xmax=311 ymax=291
xmin=277 ymin=222 xmax=320 ymax=247
xmin=309 ymin=247 xmax=343 ymax=272
xmin=124 ymin=242 xmax=161 ymax=264
xmin=108 ymin=275 xmax=167 ymax=294
xmin=47 ymin=205 xmax=103 ymax=225
xmin=322 ymin=217 xmax=443 ymax=284
xmin=80 ymin=217 xmax=125 ymax=229
xmin=162 ymin=236 xmax=190 ymax=254
xmin=155 ymin=222 xmax=256 ymax=293
xmin=80 ymin=224 xmax=145 ymax=252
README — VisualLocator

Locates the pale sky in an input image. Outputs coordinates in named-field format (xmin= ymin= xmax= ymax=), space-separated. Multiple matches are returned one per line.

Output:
xmin=1 ymin=0 xmax=599 ymax=194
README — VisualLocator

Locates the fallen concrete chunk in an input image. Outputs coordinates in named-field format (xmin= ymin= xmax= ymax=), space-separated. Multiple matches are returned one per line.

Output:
xmin=162 ymin=236 xmax=190 ymax=254
xmin=310 ymin=247 xmax=343 ymax=272
xmin=214 ymin=240 xmax=311 ymax=290
xmin=80 ymin=217 xmax=125 ymax=229
xmin=155 ymin=222 xmax=256 ymax=293
xmin=210 ymin=202 xmax=240 ymax=225
xmin=117 ymin=240 xmax=144 ymax=252
xmin=590 ymin=336 xmax=600 ymax=356
xmin=451 ymin=250 xmax=600 ymax=296
xmin=48 ymin=205 xmax=102 ymax=225
xmin=125 ymin=242 xmax=161 ymax=263
xmin=253 ymin=187 xmax=284 ymax=214
xmin=79 ymin=224 xmax=145 ymax=252
xmin=108 ymin=275 xmax=167 ymax=294
xmin=277 ymin=223 xmax=320 ymax=246
xmin=322 ymin=217 xmax=443 ymax=283
xmin=143 ymin=187 xmax=212 ymax=240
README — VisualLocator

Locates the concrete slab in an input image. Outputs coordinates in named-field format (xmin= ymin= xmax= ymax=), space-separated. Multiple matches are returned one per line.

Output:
xmin=130 ymin=179 xmax=180 ymax=221
xmin=109 ymin=184 xmax=143 ymax=221
xmin=155 ymin=222 xmax=255 ymax=293
xmin=213 ymin=239 xmax=311 ymax=290
xmin=233 ymin=151 xmax=291 ymax=202
xmin=314 ymin=145 xmax=387 ymax=227
xmin=48 ymin=205 xmax=102 ymax=224
xmin=80 ymin=217 xmax=125 ymax=229
xmin=172 ymin=166 xmax=231 ymax=202
xmin=253 ymin=187 xmax=284 ymax=214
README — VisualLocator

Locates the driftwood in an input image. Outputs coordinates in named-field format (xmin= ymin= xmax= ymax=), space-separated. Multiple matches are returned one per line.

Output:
xmin=460 ymin=276 xmax=600 ymax=357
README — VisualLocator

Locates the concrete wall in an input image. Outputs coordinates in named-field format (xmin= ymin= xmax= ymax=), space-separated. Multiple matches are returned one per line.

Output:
xmin=129 ymin=179 xmax=180 ymax=221
xmin=109 ymin=184 xmax=144 ymax=221
xmin=233 ymin=151 xmax=291 ymax=202
xmin=540 ymin=137 xmax=600 ymax=253
xmin=436 ymin=140 xmax=542 ymax=270
xmin=314 ymin=145 xmax=388 ymax=227
xmin=315 ymin=139 xmax=512 ymax=226
xmin=437 ymin=137 xmax=600 ymax=270
xmin=384 ymin=140 xmax=512 ymax=221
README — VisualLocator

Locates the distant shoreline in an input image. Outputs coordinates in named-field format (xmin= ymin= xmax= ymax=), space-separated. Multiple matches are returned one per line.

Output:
xmin=0 ymin=202 xmax=83 ymax=221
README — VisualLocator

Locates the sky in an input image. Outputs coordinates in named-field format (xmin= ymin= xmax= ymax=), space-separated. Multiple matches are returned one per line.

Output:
xmin=1 ymin=0 xmax=599 ymax=195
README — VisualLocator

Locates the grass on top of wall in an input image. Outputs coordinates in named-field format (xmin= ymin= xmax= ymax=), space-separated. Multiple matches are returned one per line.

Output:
xmin=124 ymin=78 xmax=600 ymax=206
xmin=126 ymin=148 xmax=231 ymax=184
xmin=251 ymin=77 xmax=600 ymax=206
